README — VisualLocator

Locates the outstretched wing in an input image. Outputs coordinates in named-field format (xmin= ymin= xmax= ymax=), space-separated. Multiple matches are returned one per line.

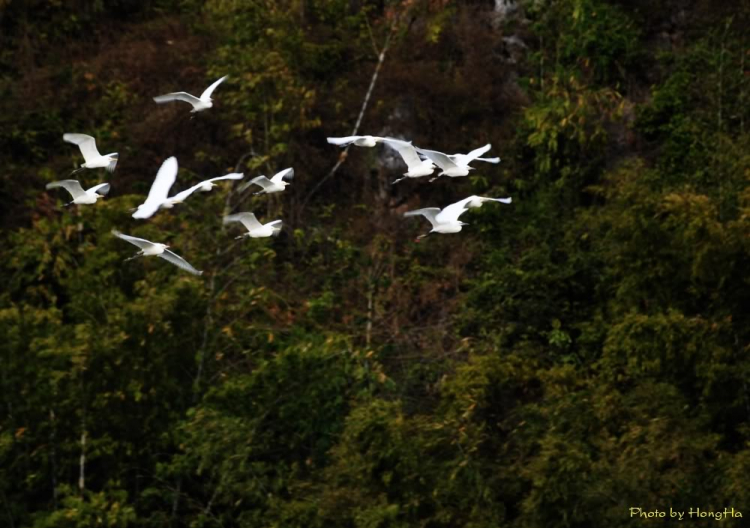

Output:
xmin=438 ymin=197 xmax=474 ymax=223
xmin=266 ymin=219 xmax=283 ymax=236
xmin=404 ymin=207 xmax=442 ymax=228
xmin=326 ymin=136 xmax=366 ymax=147
xmin=200 ymin=75 xmax=227 ymax=100
xmin=159 ymin=250 xmax=203 ymax=276
xmin=416 ymin=148 xmax=460 ymax=172
xmin=167 ymin=186 xmax=200 ymax=204
xmin=223 ymin=212 xmax=263 ymax=232
xmin=106 ymin=153 xmax=119 ymax=173
xmin=153 ymin=92 xmax=202 ymax=108
xmin=63 ymin=133 xmax=101 ymax=163
xmin=271 ymin=168 xmax=294 ymax=184
xmin=481 ymin=196 xmax=512 ymax=205
xmin=381 ymin=139 xmax=423 ymax=170
xmin=87 ymin=183 xmax=110 ymax=196
xmin=132 ymin=157 xmax=178 ymax=219
xmin=205 ymin=172 xmax=244 ymax=184
xmin=461 ymin=144 xmax=492 ymax=164
xmin=173 ymin=172 xmax=244 ymax=203
xmin=248 ymin=175 xmax=274 ymax=191
xmin=112 ymin=229 xmax=157 ymax=251
xmin=46 ymin=179 xmax=85 ymax=199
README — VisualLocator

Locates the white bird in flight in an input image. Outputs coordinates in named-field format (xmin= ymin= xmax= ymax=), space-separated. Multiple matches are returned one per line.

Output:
xmin=46 ymin=180 xmax=110 ymax=206
xmin=327 ymin=135 xmax=384 ymax=148
xmin=243 ymin=168 xmax=293 ymax=195
xmin=63 ymin=133 xmax=118 ymax=174
xmin=404 ymin=195 xmax=512 ymax=239
xmin=132 ymin=157 xmax=178 ymax=219
xmin=112 ymin=230 xmax=203 ymax=275
xmin=161 ymin=173 xmax=244 ymax=208
xmin=153 ymin=75 xmax=228 ymax=113
xmin=418 ymin=144 xmax=496 ymax=181
xmin=449 ymin=145 xmax=500 ymax=166
xmin=381 ymin=138 xmax=436 ymax=183
xmin=223 ymin=213 xmax=282 ymax=239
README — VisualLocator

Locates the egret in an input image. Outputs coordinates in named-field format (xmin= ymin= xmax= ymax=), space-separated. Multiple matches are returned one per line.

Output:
xmin=244 ymin=168 xmax=293 ymax=195
xmin=132 ymin=157 xmax=178 ymax=219
xmin=449 ymin=144 xmax=501 ymax=166
xmin=326 ymin=135 xmax=384 ymax=148
xmin=153 ymin=75 xmax=228 ymax=113
xmin=381 ymin=138 xmax=435 ymax=183
xmin=417 ymin=144 xmax=496 ymax=181
xmin=112 ymin=230 xmax=203 ymax=275
xmin=46 ymin=180 xmax=110 ymax=206
xmin=404 ymin=195 xmax=512 ymax=239
xmin=223 ymin=213 xmax=282 ymax=239
xmin=63 ymin=133 xmax=118 ymax=174
xmin=161 ymin=173 xmax=244 ymax=208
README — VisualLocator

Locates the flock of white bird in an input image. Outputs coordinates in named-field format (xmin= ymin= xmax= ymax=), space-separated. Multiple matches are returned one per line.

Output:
xmin=46 ymin=75 xmax=512 ymax=277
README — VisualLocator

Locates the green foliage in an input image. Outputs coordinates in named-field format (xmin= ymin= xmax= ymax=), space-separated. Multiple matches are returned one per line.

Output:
xmin=2 ymin=2 xmax=750 ymax=528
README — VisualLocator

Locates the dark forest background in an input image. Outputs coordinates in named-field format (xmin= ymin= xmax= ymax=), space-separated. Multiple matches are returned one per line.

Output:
xmin=1 ymin=0 xmax=750 ymax=526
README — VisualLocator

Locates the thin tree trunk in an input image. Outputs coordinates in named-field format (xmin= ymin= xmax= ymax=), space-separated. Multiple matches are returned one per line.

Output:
xmin=78 ymin=365 xmax=86 ymax=494
xmin=78 ymin=430 xmax=86 ymax=492
xmin=49 ymin=408 xmax=58 ymax=508
xmin=302 ymin=18 xmax=398 ymax=208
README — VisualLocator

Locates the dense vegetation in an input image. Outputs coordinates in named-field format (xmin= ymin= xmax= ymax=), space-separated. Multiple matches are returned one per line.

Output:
xmin=2 ymin=0 xmax=749 ymax=526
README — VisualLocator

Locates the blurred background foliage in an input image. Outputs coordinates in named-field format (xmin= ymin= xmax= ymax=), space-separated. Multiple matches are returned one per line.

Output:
xmin=1 ymin=0 xmax=750 ymax=526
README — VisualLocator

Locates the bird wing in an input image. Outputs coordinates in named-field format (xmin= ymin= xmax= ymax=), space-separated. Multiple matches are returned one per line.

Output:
xmin=153 ymin=92 xmax=202 ymax=108
xmin=200 ymin=75 xmax=227 ymax=100
xmin=159 ymin=250 xmax=203 ymax=276
xmin=146 ymin=157 xmax=178 ymax=203
xmin=224 ymin=212 xmax=263 ymax=232
xmin=438 ymin=197 xmax=474 ymax=223
xmin=205 ymin=172 xmax=244 ymax=184
xmin=266 ymin=219 xmax=283 ymax=236
xmin=171 ymin=172 xmax=244 ymax=203
xmin=46 ymin=179 xmax=86 ymax=199
xmin=249 ymin=175 xmax=274 ymax=190
xmin=271 ymin=168 xmax=294 ymax=184
xmin=326 ymin=136 xmax=365 ymax=147
xmin=63 ymin=133 xmax=101 ymax=163
xmin=381 ymin=139 xmax=423 ymax=169
xmin=87 ymin=183 xmax=110 ymax=196
xmin=132 ymin=157 xmax=178 ymax=219
xmin=112 ymin=229 xmax=157 ymax=251
xmin=461 ymin=144 xmax=492 ymax=164
xmin=168 ymin=185 xmax=201 ymax=204
xmin=484 ymin=196 xmax=512 ymax=205
xmin=107 ymin=153 xmax=119 ymax=173
xmin=416 ymin=148 xmax=460 ymax=171
xmin=404 ymin=207 xmax=442 ymax=228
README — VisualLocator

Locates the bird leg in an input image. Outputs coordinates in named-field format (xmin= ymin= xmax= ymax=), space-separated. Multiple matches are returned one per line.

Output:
xmin=124 ymin=252 xmax=144 ymax=262
xmin=428 ymin=174 xmax=443 ymax=183
xmin=253 ymin=191 xmax=264 ymax=196
xmin=64 ymin=201 xmax=75 ymax=207
xmin=69 ymin=167 xmax=85 ymax=176
xmin=235 ymin=235 xmax=246 ymax=240
xmin=392 ymin=176 xmax=407 ymax=184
